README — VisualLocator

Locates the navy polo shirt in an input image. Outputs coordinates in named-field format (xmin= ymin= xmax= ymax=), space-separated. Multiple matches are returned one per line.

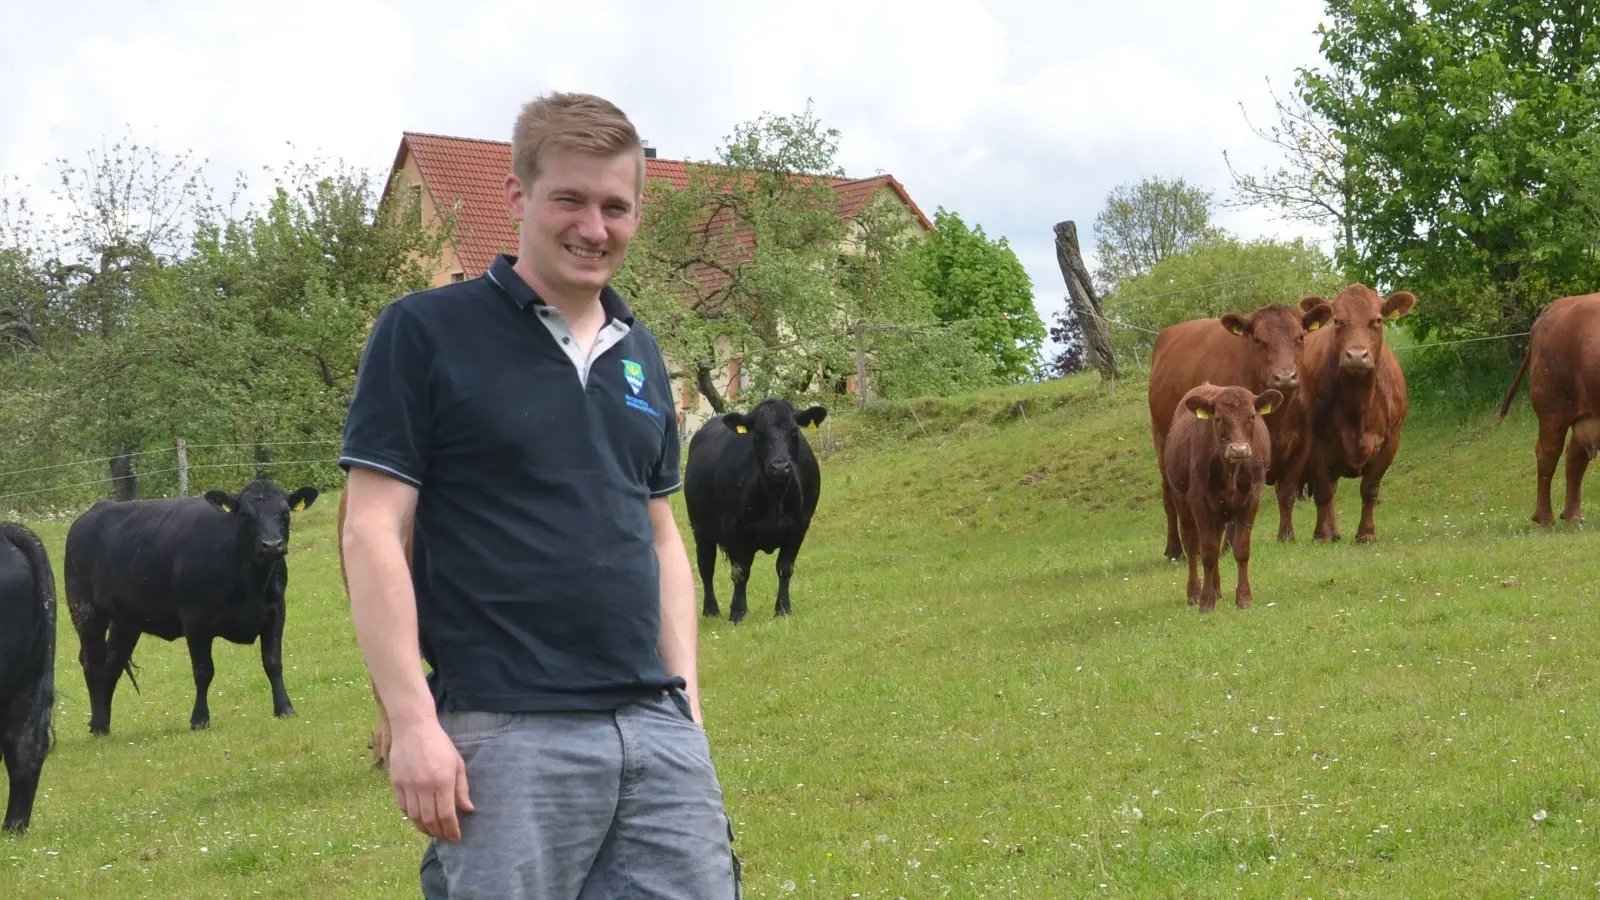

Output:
xmin=340 ymin=254 xmax=685 ymax=713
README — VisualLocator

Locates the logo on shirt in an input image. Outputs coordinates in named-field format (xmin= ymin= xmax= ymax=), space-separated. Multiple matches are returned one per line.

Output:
xmin=622 ymin=359 xmax=645 ymax=395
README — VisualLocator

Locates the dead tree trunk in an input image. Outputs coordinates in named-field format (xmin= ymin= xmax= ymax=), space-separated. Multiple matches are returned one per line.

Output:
xmin=109 ymin=439 xmax=139 ymax=501
xmin=695 ymin=363 xmax=728 ymax=414
xmin=1053 ymin=221 xmax=1117 ymax=381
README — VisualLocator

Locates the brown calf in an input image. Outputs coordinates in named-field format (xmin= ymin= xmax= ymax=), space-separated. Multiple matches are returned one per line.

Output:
xmin=1148 ymin=300 xmax=1333 ymax=557
xmin=1496 ymin=291 xmax=1600 ymax=525
xmin=1162 ymin=383 xmax=1281 ymax=612
xmin=335 ymin=490 xmax=411 ymax=770
xmin=1291 ymin=284 xmax=1416 ymax=543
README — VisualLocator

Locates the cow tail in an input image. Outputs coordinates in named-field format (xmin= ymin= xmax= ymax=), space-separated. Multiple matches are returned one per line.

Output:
xmin=0 ymin=522 xmax=59 ymax=752
xmin=1497 ymin=342 xmax=1532 ymax=422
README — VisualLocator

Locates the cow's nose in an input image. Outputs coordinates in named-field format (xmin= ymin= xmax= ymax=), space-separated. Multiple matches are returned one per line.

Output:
xmin=1343 ymin=347 xmax=1373 ymax=366
xmin=1270 ymin=369 xmax=1298 ymax=389
xmin=769 ymin=460 xmax=792 ymax=477
xmin=1226 ymin=443 xmax=1252 ymax=461
xmin=259 ymin=539 xmax=287 ymax=555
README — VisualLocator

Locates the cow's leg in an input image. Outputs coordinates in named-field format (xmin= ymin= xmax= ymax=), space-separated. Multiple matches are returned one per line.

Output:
xmin=1 ymin=682 xmax=52 ymax=834
xmin=727 ymin=549 xmax=756 ymax=624
xmin=260 ymin=604 xmax=295 ymax=719
xmin=1177 ymin=505 xmax=1200 ymax=606
xmin=1234 ymin=505 xmax=1258 ymax=609
xmin=369 ymin=680 xmax=392 ymax=769
xmin=1276 ymin=478 xmax=1299 ymax=542
xmin=186 ymin=633 xmax=217 ymax=731
xmin=75 ymin=607 xmax=112 ymax=736
xmin=1160 ymin=474 xmax=1184 ymax=559
xmin=1561 ymin=430 xmax=1592 ymax=524
xmin=1533 ymin=415 xmax=1569 ymax=526
xmin=1309 ymin=461 xmax=1340 ymax=542
xmin=1355 ymin=437 xmax=1401 ymax=544
xmin=93 ymin=620 xmax=142 ymax=737
xmin=1197 ymin=522 xmax=1223 ymax=613
xmin=774 ymin=535 xmax=805 ymax=617
xmin=694 ymin=532 xmax=720 ymax=618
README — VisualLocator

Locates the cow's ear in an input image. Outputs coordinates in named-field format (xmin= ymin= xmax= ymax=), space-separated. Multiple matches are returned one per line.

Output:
xmin=1184 ymin=394 xmax=1215 ymax=419
xmin=721 ymin=412 xmax=751 ymax=435
xmin=287 ymin=486 xmax=319 ymax=512
xmin=795 ymin=405 xmax=827 ymax=429
xmin=205 ymin=490 xmax=238 ymax=514
xmin=1220 ymin=313 xmax=1251 ymax=337
xmin=1255 ymin=389 xmax=1283 ymax=416
xmin=1301 ymin=301 xmax=1333 ymax=332
xmin=1299 ymin=295 xmax=1327 ymax=313
xmin=1383 ymin=291 xmax=1416 ymax=320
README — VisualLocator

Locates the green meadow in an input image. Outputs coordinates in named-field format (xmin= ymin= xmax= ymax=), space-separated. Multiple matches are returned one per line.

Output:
xmin=4 ymin=364 xmax=1599 ymax=899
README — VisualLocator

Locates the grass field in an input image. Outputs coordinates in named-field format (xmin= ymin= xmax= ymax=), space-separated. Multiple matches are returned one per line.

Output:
xmin=4 ymin=366 xmax=1599 ymax=899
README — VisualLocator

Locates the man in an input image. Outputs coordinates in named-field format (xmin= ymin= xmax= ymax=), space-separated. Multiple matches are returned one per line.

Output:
xmin=339 ymin=92 xmax=740 ymax=899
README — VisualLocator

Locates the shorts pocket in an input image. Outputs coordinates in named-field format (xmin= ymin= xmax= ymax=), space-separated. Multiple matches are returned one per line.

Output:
xmin=438 ymin=710 xmax=516 ymax=744
xmin=667 ymin=687 xmax=700 ymax=726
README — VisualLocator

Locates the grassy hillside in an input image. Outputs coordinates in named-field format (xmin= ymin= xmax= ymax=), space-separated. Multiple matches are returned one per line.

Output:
xmin=5 ymin=367 xmax=1599 ymax=899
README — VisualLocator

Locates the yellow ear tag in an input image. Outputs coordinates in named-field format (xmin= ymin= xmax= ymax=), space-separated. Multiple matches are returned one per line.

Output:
xmin=736 ymin=425 xmax=748 ymax=434
xmin=1194 ymin=408 xmax=1212 ymax=419
xmin=1230 ymin=327 xmax=1245 ymax=336
xmin=220 ymin=502 xmax=233 ymax=513
xmin=292 ymin=499 xmax=307 ymax=512
xmin=1307 ymin=321 xmax=1321 ymax=331
xmin=1259 ymin=403 xmax=1274 ymax=415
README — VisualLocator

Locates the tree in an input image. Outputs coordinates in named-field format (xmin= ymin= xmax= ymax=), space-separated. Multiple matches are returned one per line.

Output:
xmin=617 ymin=101 xmax=847 ymax=414
xmin=1224 ymin=74 xmax=1359 ymax=265
xmin=0 ymin=147 xmax=452 ymax=510
xmin=1101 ymin=235 xmax=1345 ymax=368
xmin=911 ymin=207 xmax=1048 ymax=382
xmin=1092 ymin=176 xmax=1224 ymax=291
xmin=1301 ymin=0 xmax=1600 ymax=339
xmin=835 ymin=193 xmax=996 ymax=404
xmin=1043 ymin=311 xmax=1087 ymax=379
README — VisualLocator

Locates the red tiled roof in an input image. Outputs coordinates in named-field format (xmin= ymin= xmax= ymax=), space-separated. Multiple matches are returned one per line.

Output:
xmin=384 ymin=132 xmax=934 ymax=289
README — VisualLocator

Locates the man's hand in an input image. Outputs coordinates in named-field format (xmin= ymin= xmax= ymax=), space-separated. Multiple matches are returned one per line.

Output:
xmin=389 ymin=718 xmax=474 ymax=842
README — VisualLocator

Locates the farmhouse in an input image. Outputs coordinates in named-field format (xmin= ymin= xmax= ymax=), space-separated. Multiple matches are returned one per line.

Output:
xmin=379 ymin=131 xmax=934 ymax=433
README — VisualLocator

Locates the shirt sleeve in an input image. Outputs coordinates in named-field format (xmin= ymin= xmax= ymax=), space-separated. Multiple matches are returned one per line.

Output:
xmin=648 ymin=346 xmax=682 ymax=498
xmin=340 ymin=301 xmax=432 ymax=488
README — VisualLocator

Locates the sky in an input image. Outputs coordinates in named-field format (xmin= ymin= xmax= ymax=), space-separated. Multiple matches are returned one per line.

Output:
xmin=0 ymin=0 xmax=1334 ymax=357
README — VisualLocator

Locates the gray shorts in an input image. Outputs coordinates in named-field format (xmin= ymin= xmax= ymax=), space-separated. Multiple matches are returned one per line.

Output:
xmin=419 ymin=688 xmax=742 ymax=899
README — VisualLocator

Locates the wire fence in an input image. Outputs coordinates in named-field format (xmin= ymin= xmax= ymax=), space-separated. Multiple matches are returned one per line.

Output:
xmin=0 ymin=440 xmax=347 ymax=519
xmin=0 ymin=284 xmax=1536 ymax=518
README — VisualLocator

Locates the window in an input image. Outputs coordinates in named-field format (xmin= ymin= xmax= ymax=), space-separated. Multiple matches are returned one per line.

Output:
xmin=408 ymin=184 xmax=423 ymax=226
xmin=450 ymin=271 xmax=465 ymax=283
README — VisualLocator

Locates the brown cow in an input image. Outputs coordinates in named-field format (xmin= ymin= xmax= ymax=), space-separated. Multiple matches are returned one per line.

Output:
xmin=1496 ymin=291 xmax=1600 ymax=525
xmin=1162 ymin=383 xmax=1281 ymax=612
xmin=1290 ymin=284 xmax=1416 ymax=543
xmin=335 ymin=490 xmax=411 ymax=770
xmin=1148 ymin=300 xmax=1333 ymax=557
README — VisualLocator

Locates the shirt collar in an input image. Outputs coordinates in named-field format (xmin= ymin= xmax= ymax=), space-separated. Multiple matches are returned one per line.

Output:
xmin=485 ymin=253 xmax=634 ymax=324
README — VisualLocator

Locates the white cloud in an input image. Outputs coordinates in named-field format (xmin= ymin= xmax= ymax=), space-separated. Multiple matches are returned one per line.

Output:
xmin=1 ymin=0 xmax=1337 ymax=359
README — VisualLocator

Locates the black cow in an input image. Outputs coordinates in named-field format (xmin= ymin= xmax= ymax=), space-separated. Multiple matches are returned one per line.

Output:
xmin=0 ymin=522 xmax=56 ymax=834
xmin=685 ymin=397 xmax=826 ymax=623
xmin=64 ymin=478 xmax=318 ymax=736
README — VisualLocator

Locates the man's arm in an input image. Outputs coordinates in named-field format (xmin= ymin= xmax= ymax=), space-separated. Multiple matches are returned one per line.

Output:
xmin=650 ymin=496 xmax=702 ymax=724
xmin=343 ymin=466 xmax=473 ymax=840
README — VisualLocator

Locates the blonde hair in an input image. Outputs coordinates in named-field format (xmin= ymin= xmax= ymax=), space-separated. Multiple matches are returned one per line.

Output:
xmin=511 ymin=92 xmax=645 ymax=194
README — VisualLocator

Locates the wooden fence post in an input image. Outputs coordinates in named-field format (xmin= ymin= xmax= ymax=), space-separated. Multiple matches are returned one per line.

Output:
xmin=1053 ymin=220 xmax=1118 ymax=382
xmin=177 ymin=439 xmax=189 ymax=497
xmin=853 ymin=322 xmax=871 ymax=412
